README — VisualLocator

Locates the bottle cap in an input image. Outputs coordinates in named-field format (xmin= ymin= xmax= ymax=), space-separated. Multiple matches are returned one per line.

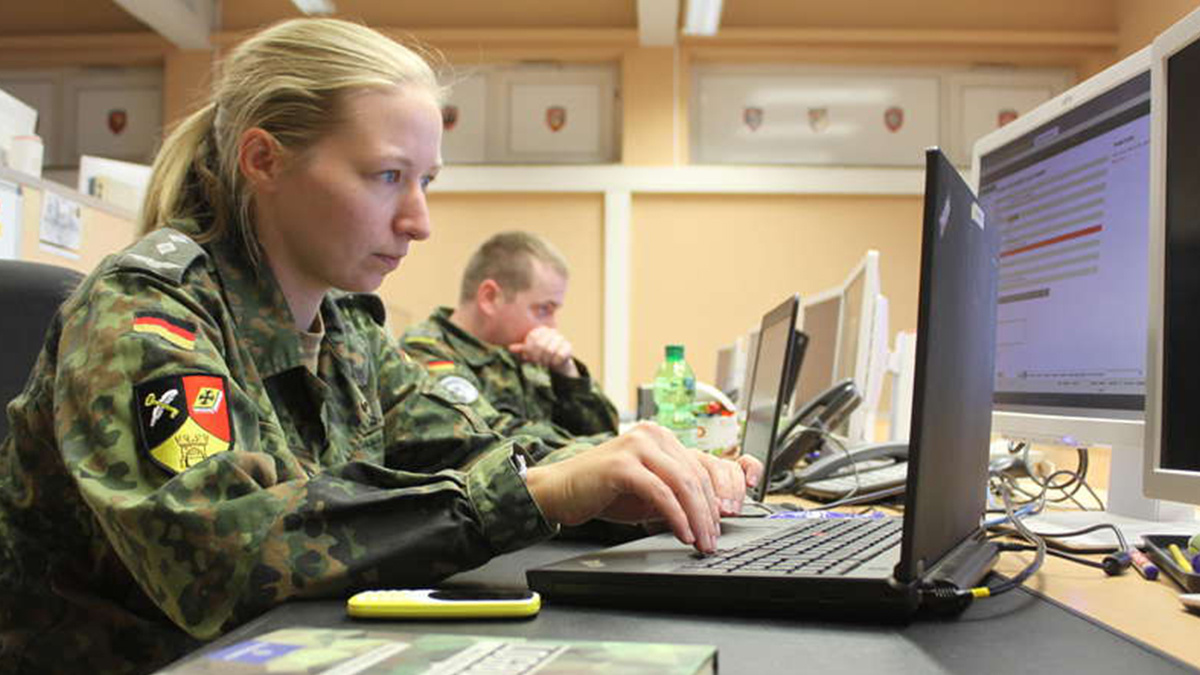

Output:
xmin=665 ymin=344 xmax=684 ymax=360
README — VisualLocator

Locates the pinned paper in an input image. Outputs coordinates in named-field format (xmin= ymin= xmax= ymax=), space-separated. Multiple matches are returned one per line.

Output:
xmin=39 ymin=190 xmax=83 ymax=259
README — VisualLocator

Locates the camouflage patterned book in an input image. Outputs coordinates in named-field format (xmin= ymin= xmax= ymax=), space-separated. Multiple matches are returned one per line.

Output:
xmin=158 ymin=626 xmax=717 ymax=674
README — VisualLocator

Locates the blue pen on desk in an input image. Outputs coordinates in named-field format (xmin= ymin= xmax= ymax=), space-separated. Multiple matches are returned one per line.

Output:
xmin=1129 ymin=547 xmax=1159 ymax=581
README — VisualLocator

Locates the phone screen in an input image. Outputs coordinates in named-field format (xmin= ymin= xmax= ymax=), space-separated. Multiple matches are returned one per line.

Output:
xmin=427 ymin=589 xmax=535 ymax=602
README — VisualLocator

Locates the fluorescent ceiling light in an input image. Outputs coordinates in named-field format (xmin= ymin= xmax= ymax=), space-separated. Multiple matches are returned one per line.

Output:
xmin=291 ymin=0 xmax=337 ymax=15
xmin=683 ymin=0 xmax=723 ymax=36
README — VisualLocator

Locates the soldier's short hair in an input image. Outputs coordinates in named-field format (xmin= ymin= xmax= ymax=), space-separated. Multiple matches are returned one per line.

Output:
xmin=459 ymin=232 xmax=569 ymax=303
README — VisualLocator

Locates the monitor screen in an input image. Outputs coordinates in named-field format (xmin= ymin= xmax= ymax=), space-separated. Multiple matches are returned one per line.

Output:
xmin=714 ymin=344 xmax=736 ymax=396
xmin=1159 ymin=28 xmax=1200 ymax=476
xmin=977 ymin=62 xmax=1150 ymax=420
xmin=793 ymin=294 xmax=839 ymax=412
xmin=739 ymin=295 xmax=799 ymax=502
xmin=837 ymin=272 xmax=865 ymax=383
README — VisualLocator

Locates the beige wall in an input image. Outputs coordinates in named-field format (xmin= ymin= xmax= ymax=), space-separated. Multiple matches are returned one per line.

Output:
xmin=381 ymin=192 xmax=606 ymax=375
xmin=630 ymin=193 xmax=923 ymax=403
xmin=1116 ymin=0 xmax=1200 ymax=56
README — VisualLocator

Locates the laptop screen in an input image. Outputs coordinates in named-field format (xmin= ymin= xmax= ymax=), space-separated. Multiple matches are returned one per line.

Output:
xmin=897 ymin=149 xmax=999 ymax=581
xmin=739 ymin=294 xmax=799 ymax=502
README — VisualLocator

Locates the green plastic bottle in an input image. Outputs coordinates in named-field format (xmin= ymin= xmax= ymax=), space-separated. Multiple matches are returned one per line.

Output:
xmin=653 ymin=344 xmax=697 ymax=447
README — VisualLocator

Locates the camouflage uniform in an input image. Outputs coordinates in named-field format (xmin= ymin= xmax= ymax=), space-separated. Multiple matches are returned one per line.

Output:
xmin=0 ymin=222 xmax=564 ymax=675
xmin=402 ymin=308 xmax=619 ymax=443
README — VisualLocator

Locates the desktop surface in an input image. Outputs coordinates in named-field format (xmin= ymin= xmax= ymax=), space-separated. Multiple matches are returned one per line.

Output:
xmin=164 ymin=537 xmax=1199 ymax=675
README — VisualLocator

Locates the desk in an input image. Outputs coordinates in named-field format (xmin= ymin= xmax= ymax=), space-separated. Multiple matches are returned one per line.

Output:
xmin=997 ymin=550 xmax=1200 ymax=667
xmin=164 ymin=539 xmax=1198 ymax=674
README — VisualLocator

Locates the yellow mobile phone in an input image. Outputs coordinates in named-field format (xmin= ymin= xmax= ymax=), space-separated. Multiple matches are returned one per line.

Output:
xmin=346 ymin=588 xmax=541 ymax=619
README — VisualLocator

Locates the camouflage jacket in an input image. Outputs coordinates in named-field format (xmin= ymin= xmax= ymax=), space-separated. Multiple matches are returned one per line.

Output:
xmin=402 ymin=308 xmax=619 ymax=441
xmin=0 ymin=224 xmax=563 ymax=675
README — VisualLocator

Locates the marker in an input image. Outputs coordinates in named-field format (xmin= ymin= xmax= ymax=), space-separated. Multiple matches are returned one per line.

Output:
xmin=1191 ymin=553 xmax=1200 ymax=576
xmin=1129 ymin=547 xmax=1159 ymax=581
xmin=1169 ymin=543 xmax=1194 ymax=573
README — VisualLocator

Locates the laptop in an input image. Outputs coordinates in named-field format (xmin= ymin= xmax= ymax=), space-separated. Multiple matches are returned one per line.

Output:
xmin=738 ymin=293 xmax=801 ymax=504
xmin=527 ymin=148 xmax=1001 ymax=617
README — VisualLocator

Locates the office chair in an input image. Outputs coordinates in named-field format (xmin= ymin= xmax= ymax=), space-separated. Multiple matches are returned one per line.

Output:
xmin=0 ymin=260 xmax=85 ymax=441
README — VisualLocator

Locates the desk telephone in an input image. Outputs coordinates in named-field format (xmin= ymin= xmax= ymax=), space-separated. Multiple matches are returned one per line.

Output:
xmin=772 ymin=378 xmax=861 ymax=474
xmin=770 ymin=379 xmax=909 ymax=496
xmin=791 ymin=441 xmax=909 ymax=485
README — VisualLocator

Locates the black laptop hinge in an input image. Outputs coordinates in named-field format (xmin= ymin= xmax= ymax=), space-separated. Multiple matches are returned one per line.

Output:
xmin=913 ymin=529 xmax=999 ymax=616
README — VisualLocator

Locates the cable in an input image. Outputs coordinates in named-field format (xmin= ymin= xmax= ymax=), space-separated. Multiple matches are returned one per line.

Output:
xmin=985 ymin=476 xmax=1046 ymax=595
xmin=993 ymin=445 xmax=1105 ymax=511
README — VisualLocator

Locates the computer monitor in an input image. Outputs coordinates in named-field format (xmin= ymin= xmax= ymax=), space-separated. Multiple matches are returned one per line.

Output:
xmin=738 ymin=294 xmax=801 ymax=502
xmin=971 ymin=47 xmax=1160 ymax=519
xmin=781 ymin=330 xmax=809 ymax=411
xmin=793 ymin=250 xmax=883 ymax=442
xmin=1143 ymin=6 xmax=1200 ymax=516
xmin=714 ymin=343 xmax=737 ymax=397
xmin=736 ymin=328 xmax=760 ymax=409
xmin=792 ymin=291 xmax=840 ymax=416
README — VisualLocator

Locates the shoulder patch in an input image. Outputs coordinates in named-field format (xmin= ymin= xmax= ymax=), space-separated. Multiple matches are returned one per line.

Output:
xmin=135 ymin=374 xmax=233 ymax=475
xmin=437 ymin=375 xmax=479 ymax=405
xmin=132 ymin=311 xmax=197 ymax=350
xmin=333 ymin=292 xmax=386 ymax=326
xmin=403 ymin=335 xmax=441 ymax=347
xmin=115 ymin=229 xmax=206 ymax=285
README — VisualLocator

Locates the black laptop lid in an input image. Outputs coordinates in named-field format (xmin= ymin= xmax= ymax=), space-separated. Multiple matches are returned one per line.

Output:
xmin=739 ymin=294 xmax=800 ymax=502
xmin=897 ymin=149 xmax=1000 ymax=582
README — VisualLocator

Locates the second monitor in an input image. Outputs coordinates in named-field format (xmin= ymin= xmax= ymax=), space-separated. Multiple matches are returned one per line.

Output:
xmin=792 ymin=250 xmax=890 ymax=444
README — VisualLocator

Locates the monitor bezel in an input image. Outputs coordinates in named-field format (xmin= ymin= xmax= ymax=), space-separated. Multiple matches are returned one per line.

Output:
xmin=1144 ymin=7 xmax=1200 ymax=505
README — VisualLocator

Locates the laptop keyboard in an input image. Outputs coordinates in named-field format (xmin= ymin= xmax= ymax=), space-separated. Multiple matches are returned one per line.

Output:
xmin=676 ymin=517 xmax=902 ymax=576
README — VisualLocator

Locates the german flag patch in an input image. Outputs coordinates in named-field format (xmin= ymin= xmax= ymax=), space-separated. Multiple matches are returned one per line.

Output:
xmin=134 ymin=374 xmax=233 ymax=475
xmin=426 ymin=360 xmax=456 ymax=374
xmin=133 ymin=312 xmax=197 ymax=351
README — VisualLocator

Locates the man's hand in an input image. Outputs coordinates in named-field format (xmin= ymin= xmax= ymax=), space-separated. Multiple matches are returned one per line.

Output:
xmin=523 ymin=422 xmax=764 ymax=553
xmin=695 ymin=451 xmax=764 ymax=516
xmin=509 ymin=326 xmax=579 ymax=377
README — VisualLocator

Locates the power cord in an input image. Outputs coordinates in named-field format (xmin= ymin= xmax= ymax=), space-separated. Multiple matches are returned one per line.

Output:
xmin=993 ymin=443 xmax=1105 ymax=511
xmin=921 ymin=474 xmax=1048 ymax=610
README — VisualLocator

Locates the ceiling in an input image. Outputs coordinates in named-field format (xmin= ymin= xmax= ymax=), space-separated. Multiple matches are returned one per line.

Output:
xmin=0 ymin=0 xmax=1117 ymax=40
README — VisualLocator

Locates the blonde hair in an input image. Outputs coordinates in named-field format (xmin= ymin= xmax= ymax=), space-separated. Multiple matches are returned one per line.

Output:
xmin=459 ymin=231 xmax=570 ymax=303
xmin=140 ymin=18 xmax=444 ymax=256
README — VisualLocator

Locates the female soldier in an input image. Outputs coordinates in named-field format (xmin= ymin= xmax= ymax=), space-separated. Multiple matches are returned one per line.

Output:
xmin=0 ymin=17 xmax=759 ymax=675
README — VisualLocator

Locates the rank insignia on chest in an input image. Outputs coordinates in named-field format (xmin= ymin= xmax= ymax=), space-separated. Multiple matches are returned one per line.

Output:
xmin=134 ymin=374 xmax=234 ymax=474
xmin=132 ymin=311 xmax=197 ymax=350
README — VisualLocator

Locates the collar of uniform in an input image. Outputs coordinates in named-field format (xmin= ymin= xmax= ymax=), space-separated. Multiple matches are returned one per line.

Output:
xmin=205 ymin=231 xmax=310 ymax=379
xmin=431 ymin=306 xmax=512 ymax=369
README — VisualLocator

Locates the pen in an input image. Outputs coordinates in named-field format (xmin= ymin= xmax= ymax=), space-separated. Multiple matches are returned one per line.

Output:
xmin=1129 ymin=547 xmax=1159 ymax=581
xmin=1169 ymin=543 xmax=1194 ymax=573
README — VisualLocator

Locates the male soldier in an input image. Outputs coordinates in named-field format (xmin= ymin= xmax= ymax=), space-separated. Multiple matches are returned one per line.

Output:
xmin=403 ymin=232 xmax=618 ymax=441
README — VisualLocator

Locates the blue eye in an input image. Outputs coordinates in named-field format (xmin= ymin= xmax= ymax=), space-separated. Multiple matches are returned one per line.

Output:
xmin=420 ymin=175 xmax=435 ymax=191
xmin=382 ymin=170 xmax=402 ymax=183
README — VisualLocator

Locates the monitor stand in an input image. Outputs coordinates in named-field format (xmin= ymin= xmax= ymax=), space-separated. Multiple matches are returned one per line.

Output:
xmin=1106 ymin=442 xmax=1194 ymax=521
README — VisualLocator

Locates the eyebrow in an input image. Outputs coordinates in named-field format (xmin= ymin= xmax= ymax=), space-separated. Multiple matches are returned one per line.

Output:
xmin=378 ymin=152 xmax=443 ymax=173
